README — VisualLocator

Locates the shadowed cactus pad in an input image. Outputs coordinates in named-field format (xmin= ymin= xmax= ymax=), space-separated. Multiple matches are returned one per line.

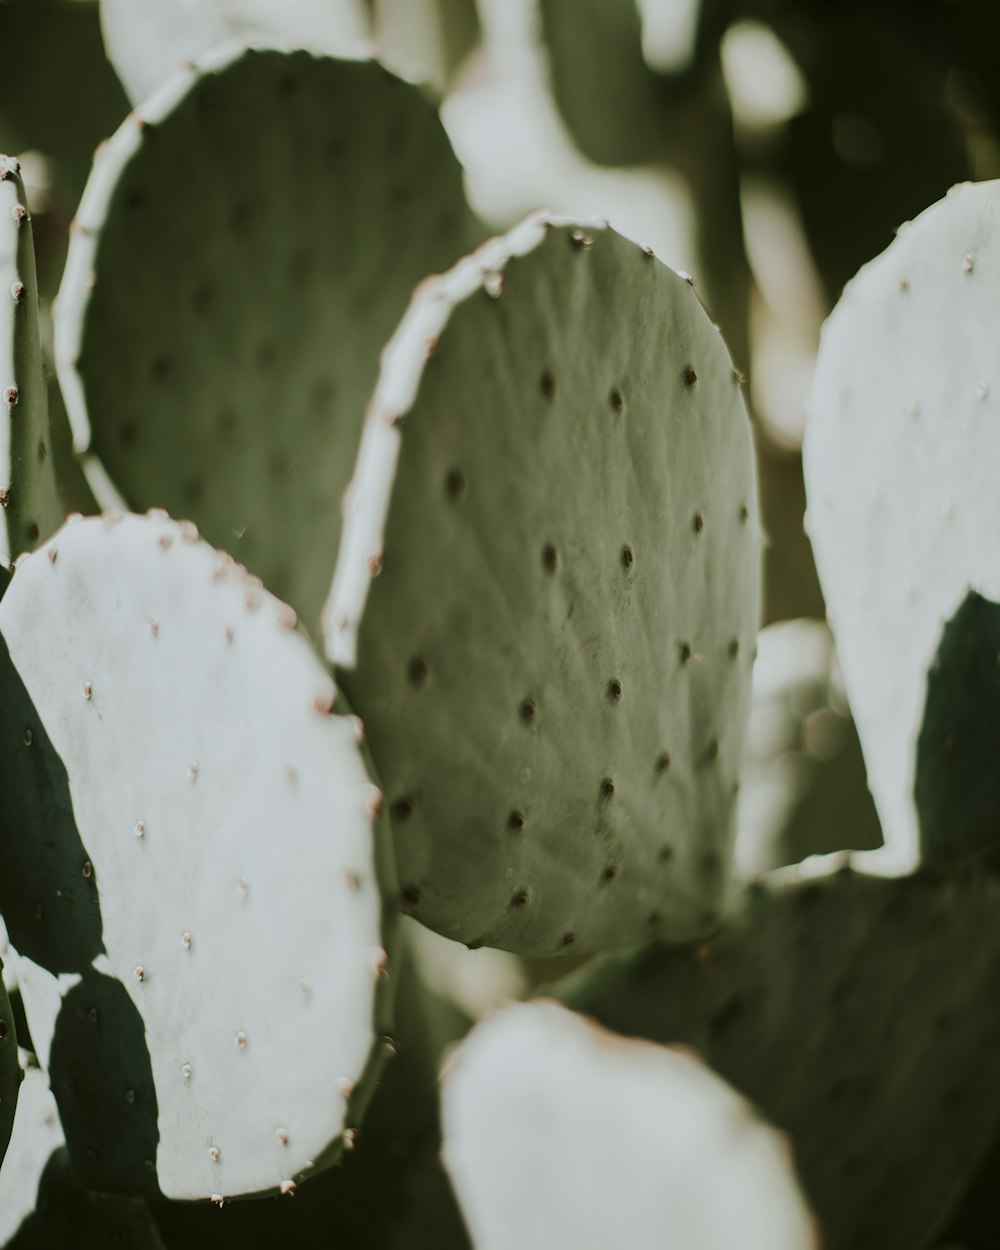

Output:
xmin=0 ymin=156 xmax=61 ymax=565
xmin=55 ymin=43 xmax=475 ymax=633
xmin=440 ymin=1000 xmax=816 ymax=1250
xmin=326 ymin=216 xmax=760 ymax=955
xmin=805 ymin=178 xmax=1000 ymax=872
xmin=558 ymin=860 xmax=1000 ymax=1250
xmin=0 ymin=512 xmax=394 ymax=1200
xmin=0 ymin=1066 xmax=164 ymax=1248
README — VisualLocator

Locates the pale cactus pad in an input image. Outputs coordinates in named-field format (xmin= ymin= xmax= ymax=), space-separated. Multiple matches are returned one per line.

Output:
xmin=0 ymin=512 xmax=394 ymax=1200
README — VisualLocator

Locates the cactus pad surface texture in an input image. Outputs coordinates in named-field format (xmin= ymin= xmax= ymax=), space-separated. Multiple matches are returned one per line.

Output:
xmin=558 ymin=858 xmax=1000 ymax=1250
xmin=325 ymin=215 xmax=761 ymax=956
xmin=805 ymin=178 xmax=1000 ymax=872
xmin=440 ymin=999 xmax=817 ymax=1250
xmin=55 ymin=42 xmax=476 ymax=634
xmin=0 ymin=511 xmax=394 ymax=1201
xmin=0 ymin=155 xmax=62 ymax=565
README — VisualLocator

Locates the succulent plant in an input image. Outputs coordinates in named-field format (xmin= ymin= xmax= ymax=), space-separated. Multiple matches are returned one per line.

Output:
xmin=0 ymin=7 xmax=998 ymax=1248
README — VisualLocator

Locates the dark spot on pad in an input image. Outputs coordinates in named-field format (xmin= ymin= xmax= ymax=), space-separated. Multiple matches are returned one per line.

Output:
xmin=445 ymin=469 xmax=466 ymax=501
xmin=608 ymin=679 xmax=622 ymax=700
xmin=118 ymin=422 xmax=138 ymax=446
xmin=679 ymin=643 xmax=692 ymax=665
xmin=659 ymin=845 xmax=674 ymax=862
xmin=542 ymin=544 xmax=558 ymax=572
xmin=693 ymin=512 xmax=704 ymax=533
xmin=540 ymin=371 xmax=556 ymax=398
xmin=390 ymin=798 xmax=413 ymax=821
xmin=560 ymin=932 xmax=576 ymax=947
xmin=739 ymin=504 xmax=750 ymax=523
xmin=610 ymin=388 xmax=624 ymax=412
xmin=508 ymin=811 xmax=524 ymax=831
xmin=683 ymin=367 xmax=698 ymax=386
xmin=601 ymin=779 xmax=615 ymax=798
xmin=511 ymin=891 xmax=529 ymax=908
xmin=519 ymin=699 xmax=536 ymax=724
xmin=408 ymin=657 xmax=429 ymax=686
xmin=401 ymin=888 xmax=421 ymax=907
xmin=602 ymin=866 xmax=617 ymax=882
xmin=657 ymin=752 xmax=671 ymax=772
xmin=622 ymin=546 xmax=634 ymax=568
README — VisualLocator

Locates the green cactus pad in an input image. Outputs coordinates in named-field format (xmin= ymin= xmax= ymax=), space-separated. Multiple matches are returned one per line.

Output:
xmin=804 ymin=179 xmax=1000 ymax=873
xmin=734 ymin=618 xmax=881 ymax=880
xmin=0 ymin=511 xmax=395 ymax=1200
xmin=55 ymin=43 xmax=475 ymax=633
xmin=0 ymin=156 xmax=62 ymax=564
xmin=440 ymin=1000 xmax=816 ymax=1250
xmin=1 ymin=1066 xmax=165 ymax=1248
xmin=558 ymin=859 xmax=1000 ymax=1250
xmin=325 ymin=217 xmax=760 ymax=955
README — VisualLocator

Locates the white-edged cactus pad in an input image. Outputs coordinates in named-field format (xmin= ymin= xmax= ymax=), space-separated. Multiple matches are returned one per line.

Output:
xmin=0 ymin=156 xmax=61 ymax=565
xmin=325 ymin=215 xmax=760 ymax=955
xmin=440 ymin=999 xmax=816 ymax=1250
xmin=804 ymin=179 xmax=1000 ymax=873
xmin=55 ymin=42 xmax=475 ymax=634
xmin=0 ymin=512 xmax=393 ymax=1200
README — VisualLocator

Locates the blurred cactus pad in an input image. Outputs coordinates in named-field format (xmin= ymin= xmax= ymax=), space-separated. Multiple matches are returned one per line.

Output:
xmin=0 ymin=3 xmax=997 ymax=1247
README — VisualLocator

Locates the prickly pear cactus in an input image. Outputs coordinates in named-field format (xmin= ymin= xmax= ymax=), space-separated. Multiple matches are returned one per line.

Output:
xmin=55 ymin=43 xmax=476 ymax=632
xmin=440 ymin=999 xmax=817 ymax=1250
xmin=804 ymin=179 xmax=1000 ymax=872
xmin=558 ymin=858 xmax=1000 ymax=1250
xmin=0 ymin=155 xmax=62 ymax=565
xmin=325 ymin=215 xmax=760 ymax=956
xmin=0 ymin=511 xmax=394 ymax=1201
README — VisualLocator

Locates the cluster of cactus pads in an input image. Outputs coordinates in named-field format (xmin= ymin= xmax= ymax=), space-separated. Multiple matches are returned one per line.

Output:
xmin=0 ymin=3 xmax=999 ymax=1247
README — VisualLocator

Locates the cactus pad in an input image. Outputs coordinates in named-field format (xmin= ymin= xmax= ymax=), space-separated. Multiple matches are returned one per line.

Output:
xmin=558 ymin=859 xmax=1000 ymax=1250
xmin=325 ymin=216 xmax=760 ymax=955
xmin=55 ymin=43 xmax=474 ymax=633
xmin=0 ymin=156 xmax=62 ymax=564
xmin=440 ymin=999 xmax=816 ymax=1250
xmin=0 ymin=511 xmax=394 ymax=1200
xmin=804 ymin=179 xmax=1000 ymax=871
